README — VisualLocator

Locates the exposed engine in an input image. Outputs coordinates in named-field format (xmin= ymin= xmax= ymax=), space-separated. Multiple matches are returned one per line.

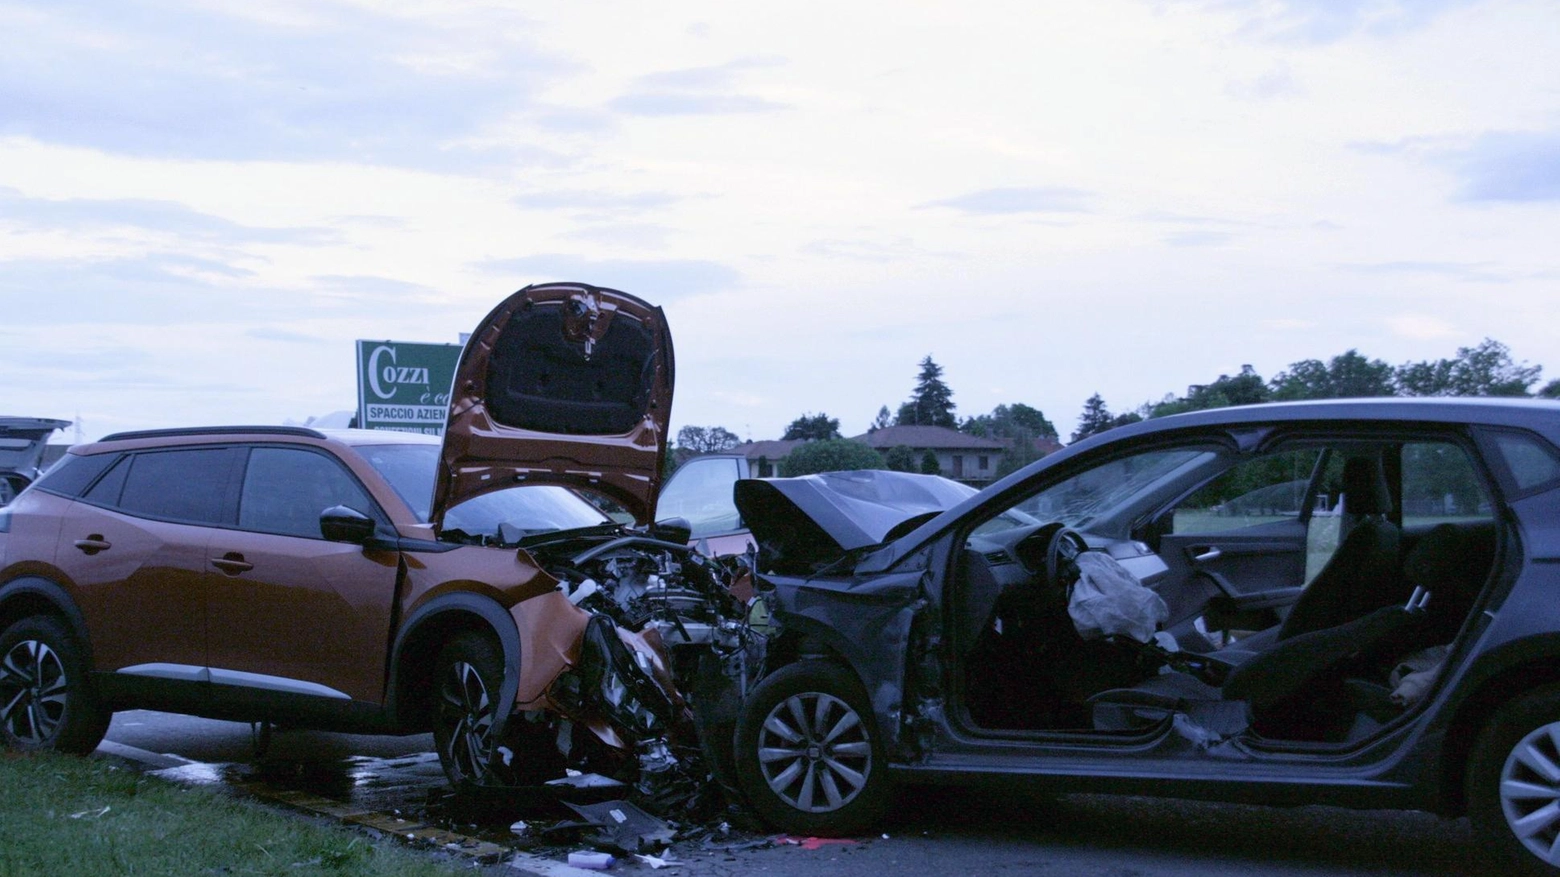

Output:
xmin=552 ymin=536 xmax=747 ymax=668
xmin=509 ymin=530 xmax=765 ymax=814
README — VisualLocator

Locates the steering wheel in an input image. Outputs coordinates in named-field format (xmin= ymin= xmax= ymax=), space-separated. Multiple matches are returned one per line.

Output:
xmin=1045 ymin=526 xmax=1088 ymax=595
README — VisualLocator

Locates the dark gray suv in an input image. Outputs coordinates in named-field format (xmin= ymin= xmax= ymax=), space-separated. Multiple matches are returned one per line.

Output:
xmin=724 ymin=398 xmax=1560 ymax=875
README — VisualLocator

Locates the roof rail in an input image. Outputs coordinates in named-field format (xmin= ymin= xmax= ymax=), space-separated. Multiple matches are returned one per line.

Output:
xmin=97 ymin=425 xmax=328 ymax=442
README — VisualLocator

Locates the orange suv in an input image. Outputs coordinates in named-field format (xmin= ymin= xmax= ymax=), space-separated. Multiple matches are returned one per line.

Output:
xmin=0 ymin=284 xmax=740 ymax=796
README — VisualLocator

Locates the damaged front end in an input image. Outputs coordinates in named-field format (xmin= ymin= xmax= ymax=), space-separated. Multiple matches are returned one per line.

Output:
xmin=466 ymin=526 xmax=768 ymax=817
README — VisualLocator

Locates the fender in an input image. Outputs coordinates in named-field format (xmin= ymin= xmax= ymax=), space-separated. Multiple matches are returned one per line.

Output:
xmin=766 ymin=608 xmax=906 ymax=752
xmin=388 ymin=591 xmax=522 ymax=744
xmin=0 ymin=576 xmax=93 ymax=665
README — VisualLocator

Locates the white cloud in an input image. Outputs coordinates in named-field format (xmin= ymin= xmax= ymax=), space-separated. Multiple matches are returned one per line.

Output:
xmin=1388 ymin=314 xmax=1460 ymax=340
xmin=3 ymin=0 xmax=1559 ymax=441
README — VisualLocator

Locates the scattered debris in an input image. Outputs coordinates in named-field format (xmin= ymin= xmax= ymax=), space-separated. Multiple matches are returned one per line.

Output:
xmin=68 ymin=806 xmax=111 ymax=819
xmin=634 ymin=853 xmax=682 ymax=869
xmin=567 ymin=850 xmax=616 ymax=870
xmin=564 ymin=800 xmax=677 ymax=854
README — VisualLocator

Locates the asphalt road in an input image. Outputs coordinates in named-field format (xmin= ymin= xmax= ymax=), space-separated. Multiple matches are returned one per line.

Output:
xmin=102 ymin=710 xmax=1497 ymax=877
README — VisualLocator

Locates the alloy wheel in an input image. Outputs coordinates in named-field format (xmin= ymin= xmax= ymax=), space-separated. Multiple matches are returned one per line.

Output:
xmin=755 ymin=691 xmax=873 ymax=813
xmin=1500 ymin=720 xmax=1560 ymax=865
xmin=438 ymin=660 xmax=496 ymax=784
xmin=0 ymin=638 xmax=68 ymax=744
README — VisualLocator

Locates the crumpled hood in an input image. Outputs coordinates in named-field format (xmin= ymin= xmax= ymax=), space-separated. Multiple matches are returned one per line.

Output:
xmin=733 ymin=469 xmax=975 ymax=573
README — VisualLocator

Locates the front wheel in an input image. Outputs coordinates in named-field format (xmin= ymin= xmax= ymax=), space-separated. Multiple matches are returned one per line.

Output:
xmin=432 ymin=632 xmax=507 ymax=793
xmin=733 ymin=661 xmax=889 ymax=836
xmin=0 ymin=615 xmax=110 ymax=754
xmin=1469 ymin=685 xmax=1560 ymax=875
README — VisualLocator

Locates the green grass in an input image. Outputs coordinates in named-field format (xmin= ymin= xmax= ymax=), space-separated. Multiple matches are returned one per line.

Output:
xmin=0 ymin=751 xmax=466 ymax=877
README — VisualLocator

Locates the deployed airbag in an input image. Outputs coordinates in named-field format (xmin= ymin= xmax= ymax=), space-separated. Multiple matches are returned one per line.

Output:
xmin=1069 ymin=552 xmax=1169 ymax=643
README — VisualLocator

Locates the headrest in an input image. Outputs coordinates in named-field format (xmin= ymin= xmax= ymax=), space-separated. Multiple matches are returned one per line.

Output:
xmin=1342 ymin=455 xmax=1392 ymax=517
xmin=1404 ymin=524 xmax=1493 ymax=593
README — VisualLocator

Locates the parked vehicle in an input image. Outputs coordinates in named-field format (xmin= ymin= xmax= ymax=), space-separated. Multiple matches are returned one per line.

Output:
xmin=727 ymin=398 xmax=1560 ymax=875
xmin=0 ymin=417 xmax=69 ymax=507
xmin=0 ymin=284 xmax=741 ymax=803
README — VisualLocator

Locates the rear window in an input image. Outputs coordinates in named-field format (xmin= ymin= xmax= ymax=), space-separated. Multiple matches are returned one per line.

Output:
xmin=1493 ymin=432 xmax=1560 ymax=493
xmin=31 ymin=453 xmax=119 ymax=499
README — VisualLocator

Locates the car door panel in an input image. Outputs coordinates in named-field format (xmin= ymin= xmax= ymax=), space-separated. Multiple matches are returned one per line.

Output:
xmin=52 ymin=501 xmax=210 ymax=673
xmin=203 ymin=532 xmax=399 ymax=703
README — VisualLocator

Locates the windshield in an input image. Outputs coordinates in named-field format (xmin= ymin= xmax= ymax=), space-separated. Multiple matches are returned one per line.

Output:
xmin=1012 ymin=448 xmax=1218 ymax=530
xmin=356 ymin=443 xmax=609 ymax=536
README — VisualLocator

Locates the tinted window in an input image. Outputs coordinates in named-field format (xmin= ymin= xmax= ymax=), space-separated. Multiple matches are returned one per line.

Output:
xmin=32 ymin=453 xmax=118 ymax=499
xmin=83 ymin=457 xmax=130 ymax=506
xmin=1494 ymin=433 xmax=1560 ymax=492
xmin=119 ymin=449 xmax=235 ymax=524
xmin=239 ymin=448 xmax=374 ymax=539
xmin=1402 ymin=441 xmax=1492 ymax=527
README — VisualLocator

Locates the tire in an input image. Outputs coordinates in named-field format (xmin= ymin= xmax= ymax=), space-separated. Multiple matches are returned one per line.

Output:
xmin=0 ymin=615 xmax=110 ymax=754
xmin=431 ymin=632 xmax=508 ymax=793
xmin=1469 ymin=684 xmax=1560 ymax=875
xmin=733 ymin=660 xmax=889 ymax=836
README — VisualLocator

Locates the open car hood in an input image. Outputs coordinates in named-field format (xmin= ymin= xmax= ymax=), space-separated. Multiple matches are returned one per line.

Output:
xmin=432 ymin=283 xmax=674 ymax=529
xmin=733 ymin=469 xmax=976 ymax=573
xmin=0 ymin=417 xmax=69 ymax=478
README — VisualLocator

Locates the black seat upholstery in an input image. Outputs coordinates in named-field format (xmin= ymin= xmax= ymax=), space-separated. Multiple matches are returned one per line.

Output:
xmin=1090 ymin=519 xmax=1494 ymax=740
xmin=1274 ymin=454 xmax=1403 ymax=641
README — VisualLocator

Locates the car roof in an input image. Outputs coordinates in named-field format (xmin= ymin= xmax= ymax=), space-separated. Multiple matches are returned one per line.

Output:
xmin=78 ymin=425 xmax=441 ymax=454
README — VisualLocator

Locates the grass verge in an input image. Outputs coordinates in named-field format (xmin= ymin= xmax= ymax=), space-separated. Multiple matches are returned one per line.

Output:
xmin=0 ymin=751 xmax=466 ymax=877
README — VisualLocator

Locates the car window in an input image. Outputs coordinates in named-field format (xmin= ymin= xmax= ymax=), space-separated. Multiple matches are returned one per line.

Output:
xmin=444 ymin=485 xmax=610 ymax=542
xmin=1402 ymin=441 xmax=1492 ymax=528
xmin=238 ymin=447 xmax=375 ymax=539
xmin=118 ymin=449 xmax=235 ymax=524
xmin=83 ymin=456 xmax=130 ymax=506
xmin=1492 ymin=432 xmax=1560 ymax=493
xmin=1171 ymin=449 xmax=1322 ymax=535
xmin=658 ymin=457 xmax=744 ymax=538
xmin=354 ymin=441 xmax=610 ymax=535
xmin=1005 ymin=447 xmax=1220 ymax=536
xmin=30 ymin=452 xmax=118 ymax=499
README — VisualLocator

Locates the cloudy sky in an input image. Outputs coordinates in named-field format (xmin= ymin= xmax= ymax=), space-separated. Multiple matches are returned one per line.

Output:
xmin=3 ymin=0 xmax=1558 ymax=443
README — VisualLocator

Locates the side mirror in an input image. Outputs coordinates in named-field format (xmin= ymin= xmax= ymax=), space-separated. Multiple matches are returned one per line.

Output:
xmin=320 ymin=505 xmax=377 ymax=544
xmin=649 ymin=516 xmax=692 ymax=545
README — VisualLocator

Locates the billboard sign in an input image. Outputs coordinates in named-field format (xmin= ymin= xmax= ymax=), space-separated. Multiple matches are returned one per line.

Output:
xmin=355 ymin=340 xmax=463 ymax=435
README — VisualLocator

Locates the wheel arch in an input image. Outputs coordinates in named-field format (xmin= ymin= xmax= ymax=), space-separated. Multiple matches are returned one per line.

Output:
xmin=388 ymin=592 xmax=521 ymax=735
xmin=1438 ymin=635 xmax=1560 ymax=815
xmin=761 ymin=618 xmax=898 ymax=751
xmin=0 ymin=577 xmax=93 ymax=665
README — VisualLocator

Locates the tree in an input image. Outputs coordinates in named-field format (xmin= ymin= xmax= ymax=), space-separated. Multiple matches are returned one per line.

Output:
xmin=920 ymin=450 xmax=942 ymax=475
xmin=962 ymin=403 xmax=1058 ymax=441
xmin=869 ymin=406 xmax=893 ymax=432
xmin=782 ymin=412 xmax=841 ymax=441
xmin=1072 ymin=393 xmax=1114 ymax=443
xmin=676 ymin=425 xmax=740 ymax=453
xmin=1148 ymin=365 xmax=1270 ymax=417
xmin=1270 ymin=350 xmax=1395 ymax=401
xmin=781 ymin=439 xmax=886 ymax=476
xmin=1396 ymin=338 xmax=1541 ymax=397
xmin=883 ymin=445 xmax=918 ymax=472
xmin=1541 ymin=379 xmax=1560 ymax=400
xmin=895 ymin=355 xmax=957 ymax=428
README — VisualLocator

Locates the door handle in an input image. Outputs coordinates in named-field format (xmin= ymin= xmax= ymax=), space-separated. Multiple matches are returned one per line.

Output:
xmin=73 ymin=536 xmax=111 ymax=555
xmin=211 ymin=555 xmax=253 ymax=574
xmin=1191 ymin=546 xmax=1223 ymax=563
